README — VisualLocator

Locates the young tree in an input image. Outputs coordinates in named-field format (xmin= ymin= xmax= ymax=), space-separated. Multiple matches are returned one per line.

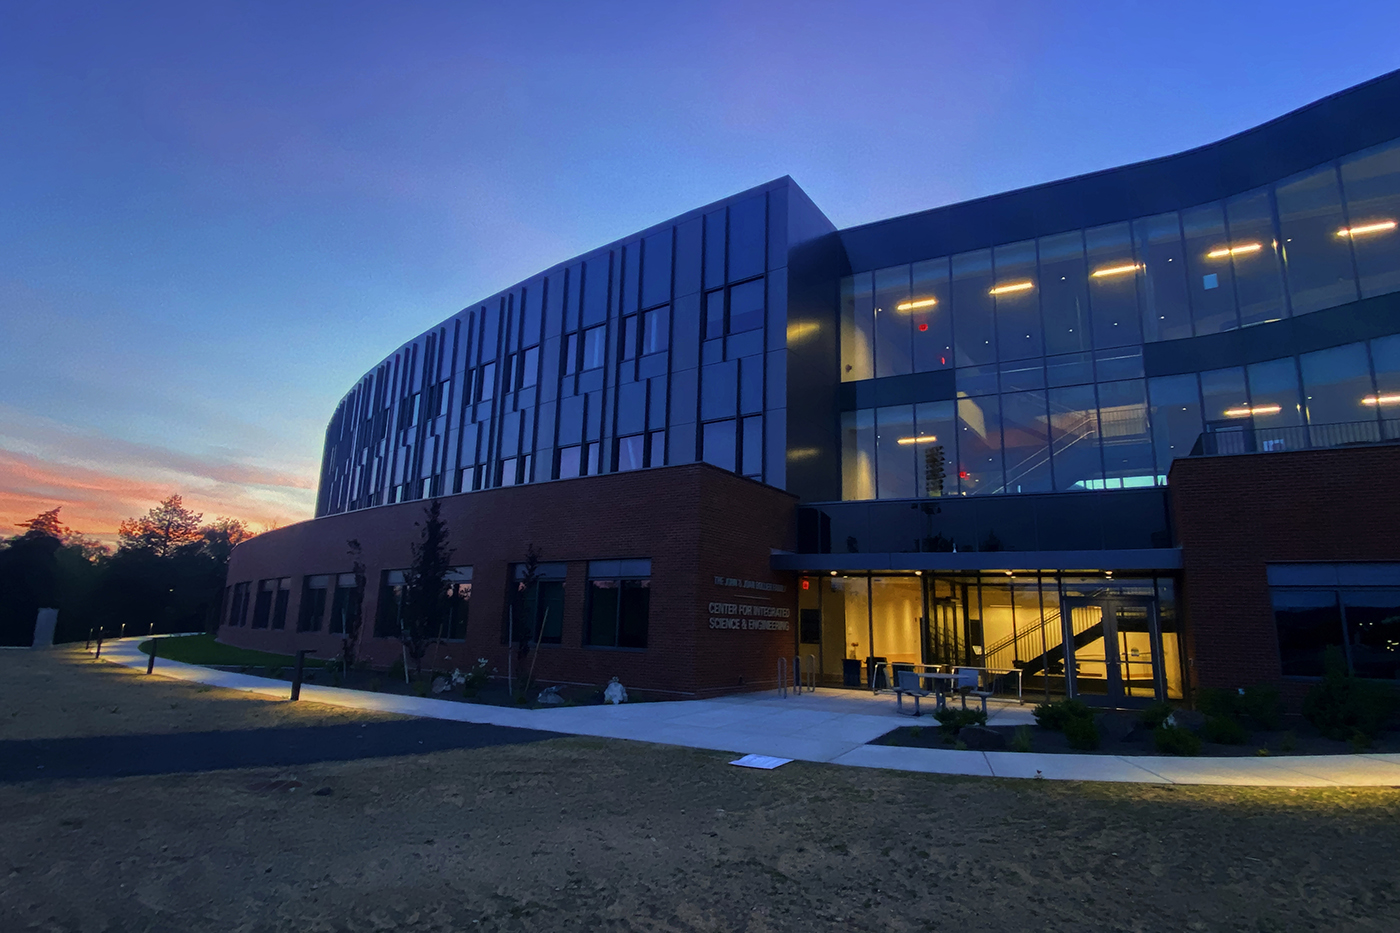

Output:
xmin=340 ymin=538 xmax=368 ymax=672
xmin=118 ymin=495 xmax=204 ymax=557
xmin=511 ymin=544 xmax=543 ymax=696
xmin=400 ymin=500 xmax=454 ymax=678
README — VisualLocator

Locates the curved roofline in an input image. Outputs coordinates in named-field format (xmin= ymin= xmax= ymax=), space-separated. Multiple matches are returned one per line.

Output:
xmin=837 ymin=68 xmax=1400 ymax=272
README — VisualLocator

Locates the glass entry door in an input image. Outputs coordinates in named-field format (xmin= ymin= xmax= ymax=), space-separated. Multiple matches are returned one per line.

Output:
xmin=1062 ymin=597 xmax=1161 ymax=705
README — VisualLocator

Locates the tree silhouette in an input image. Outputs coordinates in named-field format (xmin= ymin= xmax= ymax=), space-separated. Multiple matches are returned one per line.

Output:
xmin=19 ymin=507 xmax=69 ymax=540
xmin=341 ymin=538 xmax=368 ymax=671
xmin=400 ymin=500 xmax=454 ymax=677
xmin=118 ymin=495 xmax=205 ymax=557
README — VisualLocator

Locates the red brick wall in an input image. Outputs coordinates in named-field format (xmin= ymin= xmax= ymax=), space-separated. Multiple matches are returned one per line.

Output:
xmin=222 ymin=463 xmax=798 ymax=698
xmin=1169 ymin=445 xmax=1400 ymax=692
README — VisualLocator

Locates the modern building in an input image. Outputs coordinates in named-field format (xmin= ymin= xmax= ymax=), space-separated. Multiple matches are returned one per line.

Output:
xmin=223 ymin=70 xmax=1400 ymax=706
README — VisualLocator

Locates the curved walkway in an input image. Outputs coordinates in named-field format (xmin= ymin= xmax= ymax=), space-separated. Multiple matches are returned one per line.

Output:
xmin=100 ymin=637 xmax=1400 ymax=787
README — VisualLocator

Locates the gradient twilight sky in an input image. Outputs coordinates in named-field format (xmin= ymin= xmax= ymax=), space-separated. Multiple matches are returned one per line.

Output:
xmin=2 ymin=1 xmax=1398 ymax=541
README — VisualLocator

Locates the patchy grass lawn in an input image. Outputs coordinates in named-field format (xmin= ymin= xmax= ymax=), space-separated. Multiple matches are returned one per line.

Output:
xmin=138 ymin=633 xmax=335 ymax=670
xmin=3 ymin=648 xmax=1399 ymax=932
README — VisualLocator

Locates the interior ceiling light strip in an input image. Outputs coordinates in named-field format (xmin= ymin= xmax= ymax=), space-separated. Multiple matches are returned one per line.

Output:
xmin=895 ymin=297 xmax=938 ymax=311
xmin=1206 ymin=243 xmax=1263 ymax=259
xmin=1090 ymin=262 xmax=1142 ymax=278
xmin=988 ymin=281 xmax=1034 ymax=296
xmin=1337 ymin=220 xmax=1398 ymax=238
xmin=1223 ymin=405 xmax=1282 ymax=417
xmin=1362 ymin=394 xmax=1400 ymax=406
xmin=896 ymin=435 xmax=938 ymax=445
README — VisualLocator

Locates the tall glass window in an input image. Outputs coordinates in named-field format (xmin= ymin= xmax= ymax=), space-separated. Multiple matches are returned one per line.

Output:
xmin=914 ymin=400 xmax=956 ymax=497
xmin=1000 ymin=390 xmax=1052 ymax=493
xmin=1097 ymin=379 xmax=1154 ymax=487
xmin=840 ymin=273 xmax=874 ymax=382
xmin=1048 ymin=384 xmax=1101 ymax=491
xmin=1199 ymin=366 xmax=1249 ymax=424
xmin=1276 ymin=163 xmax=1358 ymax=315
xmin=1224 ymin=189 xmax=1287 ymax=327
xmin=910 ymin=257 xmax=953 ymax=372
xmin=1246 ymin=357 xmax=1304 ymax=428
xmin=1183 ymin=202 xmax=1239 ymax=335
xmin=873 ymin=265 xmax=913 ymax=378
xmin=841 ymin=409 xmax=876 ymax=500
xmin=993 ymin=240 xmax=1041 ymax=361
xmin=1371 ymin=334 xmax=1400 ymax=437
xmin=1086 ymin=222 xmax=1142 ymax=348
xmin=1133 ymin=212 xmax=1192 ymax=342
xmin=951 ymin=249 xmax=996 ymax=367
xmin=956 ymin=395 xmax=1002 ymax=495
xmin=1039 ymin=231 xmax=1091 ymax=355
xmin=1299 ymin=342 xmax=1374 ymax=426
xmin=1340 ymin=139 xmax=1400 ymax=298
xmin=875 ymin=404 xmax=916 ymax=499
xmin=870 ymin=576 xmax=922 ymax=667
xmin=1147 ymin=373 xmax=1203 ymax=479
xmin=701 ymin=419 xmax=736 ymax=472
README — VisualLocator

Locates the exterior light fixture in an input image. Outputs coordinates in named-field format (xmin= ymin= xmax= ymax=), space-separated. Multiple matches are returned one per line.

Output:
xmin=1223 ymin=405 xmax=1282 ymax=417
xmin=829 ymin=571 xmax=837 ymax=576
xmin=1337 ymin=220 xmax=1397 ymax=238
xmin=895 ymin=297 xmax=938 ymax=311
xmin=914 ymin=570 xmax=923 ymax=576
xmin=1206 ymin=243 xmax=1263 ymax=259
xmin=1090 ymin=262 xmax=1142 ymax=278
xmin=989 ymin=281 xmax=1034 ymax=296
xmin=1362 ymin=394 xmax=1400 ymax=406
xmin=896 ymin=435 xmax=938 ymax=445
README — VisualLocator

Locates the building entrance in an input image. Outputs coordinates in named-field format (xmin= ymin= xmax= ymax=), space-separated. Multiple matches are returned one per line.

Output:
xmin=1062 ymin=597 xmax=1162 ymax=705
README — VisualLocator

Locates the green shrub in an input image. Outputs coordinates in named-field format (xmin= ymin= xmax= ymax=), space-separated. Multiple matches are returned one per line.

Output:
xmin=388 ymin=658 xmax=407 ymax=682
xmin=934 ymin=707 xmax=988 ymax=735
xmin=1196 ymin=685 xmax=1283 ymax=730
xmin=1033 ymin=698 xmax=1094 ymax=731
xmin=1010 ymin=726 xmax=1033 ymax=753
xmin=1303 ymin=647 xmax=1398 ymax=740
xmin=1195 ymin=687 xmax=1236 ymax=719
xmin=1063 ymin=715 xmax=1100 ymax=750
xmin=1138 ymin=701 xmax=1176 ymax=730
xmin=1279 ymin=730 xmax=1297 ymax=753
xmin=1154 ymin=725 xmax=1202 ymax=756
xmin=1349 ymin=730 xmax=1373 ymax=753
xmin=1200 ymin=715 xmax=1248 ymax=745
xmin=411 ymin=679 xmax=430 ymax=698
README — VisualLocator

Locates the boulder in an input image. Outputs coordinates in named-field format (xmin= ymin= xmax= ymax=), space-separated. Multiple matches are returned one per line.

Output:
xmin=537 ymin=685 xmax=565 ymax=705
xmin=1168 ymin=710 xmax=1207 ymax=732
xmin=959 ymin=725 xmax=1007 ymax=751
xmin=1098 ymin=711 xmax=1140 ymax=743
xmin=431 ymin=676 xmax=451 ymax=694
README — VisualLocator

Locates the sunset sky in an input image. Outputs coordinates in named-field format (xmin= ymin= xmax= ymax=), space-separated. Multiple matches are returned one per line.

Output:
xmin=3 ymin=1 xmax=1399 ymax=543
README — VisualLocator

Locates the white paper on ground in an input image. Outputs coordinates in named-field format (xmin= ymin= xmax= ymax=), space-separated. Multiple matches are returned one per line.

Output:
xmin=728 ymin=754 xmax=792 ymax=770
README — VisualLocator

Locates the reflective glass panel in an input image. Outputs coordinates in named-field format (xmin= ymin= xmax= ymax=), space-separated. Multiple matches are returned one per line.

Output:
xmin=1086 ymin=222 xmax=1142 ymax=348
xmin=728 ymin=279 xmax=764 ymax=334
xmin=1048 ymin=384 xmax=1101 ymax=491
xmin=841 ymin=273 xmax=874 ymax=381
xmin=1340 ymin=139 xmax=1400 ymax=298
xmin=914 ymin=400 xmax=956 ymax=497
xmin=875 ymin=404 xmax=916 ymax=499
xmin=1097 ymin=379 xmax=1154 ymax=487
xmin=701 ymin=419 xmax=736 ymax=472
xmin=1371 ymin=335 xmax=1400 ymax=433
xmin=1133 ymin=212 xmax=1192 ymax=342
xmin=1277 ymin=164 xmax=1358 ymax=314
xmin=957 ymin=395 xmax=1002 ymax=495
xmin=1224 ymin=189 xmax=1287 ymax=327
xmin=642 ymin=230 xmax=672 ymax=309
xmin=1299 ymin=342 xmax=1375 ymax=426
xmin=873 ymin=265 xmax=913 ymax=377
xmin=910 ymin=257 xmax=953 ymax=372
xmin=700 ymin=360 xmax=738 ymax=421
xmin=870 ymin=576 xmax=922 ymax=667
xmin=1039 ymin=230 xmax=1091 ymax=355
xmin=1199 ymin=366 xmax=1249 ymax=424
xmin=1344 ymin=589 xmax=1400 ymax=679
xmin=1046 ymin=351 xmax=1094 ymax=387
xmin=742 ymin=415 xmax=763 ymax=476
xmin=951 ymin=249 xmax=996 ymax=367
xmin=1182 ymin=202 xmax=1239 ymax=335
xmin=841 ymin=409 xmax=876 ymax=501
xmin=642 ymin=306 xmax=669 ymax=355
xmin=1147 ymin=374 xmax=1202 ymax=478
xmin=1272 ymin=589 xmax=1344 ymax=677
xmin=617 ymin=434 xmax=644 ymax=471
xmin=1246 ymin=357 xmax=1304 ymax=428
xmin=993 ymin=240 xmax=1041 ymax=361
xmin=1000 ymin=390 xmax=1052 ymax=493
xmin=558 ymin=445 xmax=581 ymax=479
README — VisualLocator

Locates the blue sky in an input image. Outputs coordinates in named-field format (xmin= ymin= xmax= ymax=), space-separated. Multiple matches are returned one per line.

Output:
xmin=2 ymin=0 xmax=1398 ymax=538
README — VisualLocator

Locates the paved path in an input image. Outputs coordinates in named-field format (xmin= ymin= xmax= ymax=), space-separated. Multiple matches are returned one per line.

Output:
xmin=100 ymin=637 xmax=1400 ymax=787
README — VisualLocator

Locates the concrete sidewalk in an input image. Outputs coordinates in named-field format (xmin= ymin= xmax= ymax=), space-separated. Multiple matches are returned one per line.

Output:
xmin=99 ymin=637 xmax=1400 ymax=787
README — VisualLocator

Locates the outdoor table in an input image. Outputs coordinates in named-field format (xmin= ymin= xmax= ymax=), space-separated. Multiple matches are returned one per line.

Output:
xmin=912 ymin=671 xmax=957 ymax=710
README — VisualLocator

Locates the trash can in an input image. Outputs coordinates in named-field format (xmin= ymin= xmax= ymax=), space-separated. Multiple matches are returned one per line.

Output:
xmin=866 ymin=656 xmax=889 ymax=690
xmin=841 ymin=658 xmax=862 ymax=687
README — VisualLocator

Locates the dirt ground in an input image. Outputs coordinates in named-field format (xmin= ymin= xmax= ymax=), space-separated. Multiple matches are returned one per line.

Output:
xmin=3 ymin=649 xmax=1400 ymax=932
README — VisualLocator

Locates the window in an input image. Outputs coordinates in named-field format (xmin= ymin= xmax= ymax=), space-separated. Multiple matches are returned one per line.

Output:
xmin=621 ymin=315 xmax=638 ymax=361
xmin=1224 ymin=189 xmax=1286 ymax=327
xmin=951 ymin=249 xmax=996 ymax=366
xmin=375 ymin=567 xmax=472 ymax=640
xmin=1038 ymin=232 xmax=1090 ymax=355
xmin=586 ymin=560 xmax=651 ymax=648
xmin=509 ymin=562 xmax=565 ymax=645
xmin=375 ymin=570 xmax=407 ymax=638
xmin=299 ymin=575 xmax=330 ymax=632
xmin=1277 ymin=163 xmax=1358 ymax=315
xmin=252 ymin=579 xmax=275 ymax=629
xmin=520 ymin=346 xmax=539 ymax=388
xmin=558 ymin=445 xmax=581 ymax=479
xmin=910 ymin=257 xmax=953 ymax=371
xmin=704 ymin=289 xmax=725 ymax=340
xmin=228 ymin=581 xmax=251 ymax=628
xmin=582 ymin=325 xmax=606 ymax=370
xmin=1133 ymin=212 xmax=1192 ymax=342
xmin=1340 ymin=138 xmax=1400 ymax=298
xmin=1300 ymin=343 xmax=1375 ymax=427
xmin=873 ymin=265 xmax=912 ymax=377
xmin=1270 ymin=564 xmax=1400 ymax=678
xmin=702 ymin=419 xmax=736 ymax=471
xmin=564 ymin=332 xmax=580 ymax=375
xmin=329 ymin=573 xmax=359 ymax=635
xmin=742 ymin=415 xmax=763 ymax=477
xmin=642 ymin=306 xmax=669 ymax=355
xmin=444 ymin=567 xmax=472 ymax=640
xmin=617 ymin=434 xmax=644 ymax=471
xmin=271 ymin=577 xmax=291 ymax=629
xmin=993 ymin=241 xmax=1040 ymax=362
xmin=478 ymin=362 xmax=496 ymax=402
